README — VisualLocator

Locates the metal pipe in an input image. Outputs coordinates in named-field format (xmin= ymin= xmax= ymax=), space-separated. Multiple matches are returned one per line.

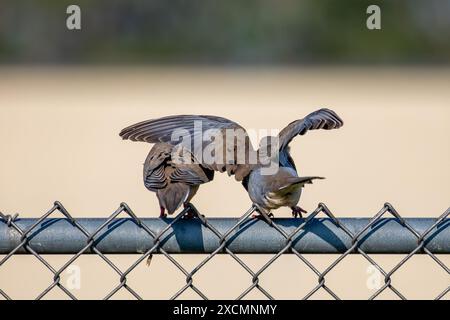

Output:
xmin=0 ymin=218 xmax=449 ymax=254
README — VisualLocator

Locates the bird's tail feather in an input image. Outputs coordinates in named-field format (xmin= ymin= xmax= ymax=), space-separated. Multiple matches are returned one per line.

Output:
xmin=277 ymin=176 xmax=324 ymax=190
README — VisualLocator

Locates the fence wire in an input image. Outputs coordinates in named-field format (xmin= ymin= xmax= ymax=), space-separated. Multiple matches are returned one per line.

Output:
xmin=0 ymin=202 xmax=449 ymax=300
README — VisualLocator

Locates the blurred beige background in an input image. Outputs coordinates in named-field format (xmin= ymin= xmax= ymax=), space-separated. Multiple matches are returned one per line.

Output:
xmin=0 ymin=67 xmax=449 ymax=299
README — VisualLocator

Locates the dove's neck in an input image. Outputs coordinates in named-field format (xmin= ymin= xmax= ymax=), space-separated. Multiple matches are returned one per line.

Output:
xmin=279 ymin=149 xmax=297 ymax=172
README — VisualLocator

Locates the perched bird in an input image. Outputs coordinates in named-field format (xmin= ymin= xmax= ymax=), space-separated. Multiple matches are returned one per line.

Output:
xmin=244 ymin=108 xmax=343 ymax=217
xmin=119 ymin=115 xmax=242 ymax=217
xmin=120 ymin=109 xmax=343 ymax=218
xmin=143 ymin=142 xmax=213 ymax=217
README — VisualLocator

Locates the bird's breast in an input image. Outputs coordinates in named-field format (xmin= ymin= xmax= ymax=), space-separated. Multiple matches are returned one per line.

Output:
xmin=265 ymin=183 xmax=302 ymax=208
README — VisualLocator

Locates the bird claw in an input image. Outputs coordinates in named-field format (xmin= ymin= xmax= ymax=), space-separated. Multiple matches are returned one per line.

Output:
xmin=183 ymin=211 xmax=196 ymax=219
xmin=182 ymin=203 xmax=201 ymax=219
xmin=252 ymin=212 xmax=274 ymax=220
xmin=291 ymin=206 xmax=307 ymax=218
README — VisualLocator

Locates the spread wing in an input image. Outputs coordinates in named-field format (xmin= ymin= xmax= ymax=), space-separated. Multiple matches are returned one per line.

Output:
xmin=121 ymin=115 xmax=255 ymax=180
xmin=278 ymin=108 xmax=343 ymax=151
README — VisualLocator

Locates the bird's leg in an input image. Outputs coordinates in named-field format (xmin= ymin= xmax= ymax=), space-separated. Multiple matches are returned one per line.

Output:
xmin=291 ymin=206 xmax=307 ymax=218
xmin=257 ymin=211 xmax=274 ymax=225
xmin=251 ymin=207 xmax=262 ymax=218
xmin=252 ymin=207 xmax=274 ymax=220
xmin=159 ymin=207 xmax=167 ymax=218
xmin=182 ymin=202 xmax=200 ymax=219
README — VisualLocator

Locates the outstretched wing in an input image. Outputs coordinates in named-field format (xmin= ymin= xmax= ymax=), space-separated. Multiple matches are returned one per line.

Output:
xmin=278 ymin=108 xmax=343 ymax=151
xmin=120 ymin=115 xmax=242 ymax=143
xmin=120 ymin=115 xmax=255 ymax=180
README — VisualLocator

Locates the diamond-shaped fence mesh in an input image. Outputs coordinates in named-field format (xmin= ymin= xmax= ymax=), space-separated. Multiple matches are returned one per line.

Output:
xmin=0 ymin=202 xmax=449 ymax=300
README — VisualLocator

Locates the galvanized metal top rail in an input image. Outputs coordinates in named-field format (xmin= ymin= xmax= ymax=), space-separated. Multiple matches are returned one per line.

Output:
xmin=0 ymin=202 xmax=449 ymax=300
xmin=1 ymin=217 xmax=449 ymax=254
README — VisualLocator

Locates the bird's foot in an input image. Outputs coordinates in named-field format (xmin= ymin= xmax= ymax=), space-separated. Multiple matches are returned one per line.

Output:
xmin=252 ymin=212 xmax=274 ymax=219
xmin=291 ymin=206 xmax=307 ymax=218
xmin=159 ymin=207 xmax=167 ymax=219
xmin=182 ymin=203 xmax=202 ymax=219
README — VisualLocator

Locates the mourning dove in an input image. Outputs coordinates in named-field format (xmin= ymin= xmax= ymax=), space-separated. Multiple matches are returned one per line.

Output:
xmin=244 ymin=108 xmax=343 ymax=217
xmin=120 ymin=127 xmax=214 ymax=217
xmin=119 ymin=109 xmax=343 ymax=218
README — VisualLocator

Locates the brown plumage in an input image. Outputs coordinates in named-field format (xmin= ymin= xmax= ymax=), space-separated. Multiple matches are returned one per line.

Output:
xmin=120 ymin=109 xmax=343 ymax=218
xmin=119 ymin=115 xmax=255 ymax=216
xmin=119 ymin=115 xmax=255 ymax=180
xmin=246 ymin=108 xmax=343 ymax=217
xmin=120 ymin=139 xmax=213 ymax=217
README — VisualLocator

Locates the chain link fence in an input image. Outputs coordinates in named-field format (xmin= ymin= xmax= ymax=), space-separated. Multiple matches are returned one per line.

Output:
xmin=0 ymin=202 xmax=449 ymax=300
